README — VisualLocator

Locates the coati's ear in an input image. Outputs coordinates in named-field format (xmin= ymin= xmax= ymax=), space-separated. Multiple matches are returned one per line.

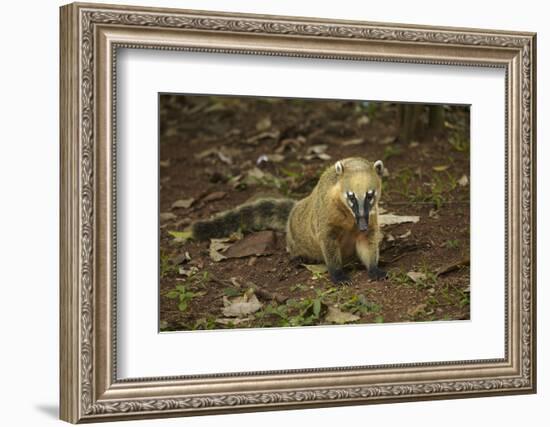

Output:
xmin=335 ymin=160 xmax=344 ymax=176
xmin=374 ymin=160 xmax=384 ymax=177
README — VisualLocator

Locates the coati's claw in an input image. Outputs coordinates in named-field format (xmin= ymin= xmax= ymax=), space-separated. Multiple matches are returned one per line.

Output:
xmin=368 ymin=267 xmax=387 ymax=281
xmin=329 ymin=269 xmax=352 ymax=286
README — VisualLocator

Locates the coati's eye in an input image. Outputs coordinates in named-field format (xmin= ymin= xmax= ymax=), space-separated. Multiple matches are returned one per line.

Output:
xmin=366 ymin=190 xmax=376 ymax=204
xmin=346 ymin=191 xmax=357 ymax=208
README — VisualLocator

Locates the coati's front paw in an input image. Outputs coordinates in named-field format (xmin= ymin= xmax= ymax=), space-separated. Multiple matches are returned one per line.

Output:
xmin=368 ymin=267 xmax=387 ymax=281
xmin=329 ymin=269 xmax=353 ymax=286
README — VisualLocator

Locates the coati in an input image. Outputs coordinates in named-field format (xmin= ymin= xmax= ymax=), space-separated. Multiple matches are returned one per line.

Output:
xmin=192 ymin=157 xmax=386 ymax=284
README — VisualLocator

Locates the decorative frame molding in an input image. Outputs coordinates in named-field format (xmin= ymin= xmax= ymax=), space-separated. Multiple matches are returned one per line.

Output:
xmin=60 ymin=2 xmax=536 ymax=423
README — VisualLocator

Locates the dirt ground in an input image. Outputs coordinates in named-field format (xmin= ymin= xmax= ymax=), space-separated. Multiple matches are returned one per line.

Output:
xmin=158 ymin=94 xmax=470 ymax=331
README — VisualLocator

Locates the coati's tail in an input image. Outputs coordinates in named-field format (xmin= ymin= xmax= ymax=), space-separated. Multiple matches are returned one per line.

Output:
xmin=191 ymin=198 xmax=296 ymax=241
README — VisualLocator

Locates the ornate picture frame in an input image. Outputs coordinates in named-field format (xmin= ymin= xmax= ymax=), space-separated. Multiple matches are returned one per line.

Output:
xmin=60 ymin=2 xmax=536 ymax=423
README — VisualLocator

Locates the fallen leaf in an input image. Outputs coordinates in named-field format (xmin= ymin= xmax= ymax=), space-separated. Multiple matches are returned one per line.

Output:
xmin=179 ymin=266 xmax=199 ymax=277
xmin=340 ymin=138 xmax=364 ymax=146
xmin=195 ymin=147 xmax=218 ymax=160
xmin=316 ymin=153 xmax=332 ymax=160
xmin=398 ymin=230 xmax=412 ymax=239
xmin=167 ymin=230 xmax=193 ymax=243
xmin=171 ymin=252 xmax=191 ymax=265
xmin=171 ymin=198 xmax=194 ymax=209
xmin=308 ymin=144 xmax=328 ymax=154
xmin=215 ymin=317 xmax=254 ymax=326
xmin=325 ymin=307 xmax=360 ymax=324
xmin=246 ymin=130 xmax=280 ymax=145
xmin=379 ymin=214 xmax=420 ymax=226
xmin=303 ymin=145 xmax=332 ymax=161
xmin=385 ymin=233 xmax=395 ymax=242
xmin=209 ymin=238 xmax=232 ymax=262
xmin=202 ymin=191 xmax=227 ymax=203
xmin=436 ymin=257 xmax=470 ymax=276
xmin=409 ymin=141 xmax=420 ymax=148
xmin=407 ymin=271 xmax=427 ymax=284
xmin=407 ymin=303 xmax=427 ymax=317
xmin=356 ymin=115 xmax=370 ymax=126
xmin=444 ymin=120 xmax=458 ymax=129
xmin=458 ymin=174 xmax=469 ymax=186
xmin=160 ymin=212 xmax=177 ymax=221
xmin=266 ymin=154 xmax=285 ymax=163
xmin=159 ymin=159 xmax=171 ymax=168
xmin=243 ymin=167 xmax=277 ymax=185
xmin=380 ymin=136 xmax=395 ymax=145
xmin=275 ymin=136 xmax=306 ymax=153
xmin=222 ymin=294 xmax=263 ymax=317
xmin=429 ymin=209 xmax=440 ymax=219
xmin=432 ymin=165 xmax=450 ymax=172
xmin=203 ymin=103 xmax=226 ymax=113
xmin=256 ymin=116 xmax=272 ymax=132
xmin=217 ymin=150 xmax=232 ymax=165
xmin=224 ymin=231 xmax=276 ymax=259
xmin=256 ymin=153 xmax=285 ymax=166
xmin=302 ymin=264 xmax=328 ymax=276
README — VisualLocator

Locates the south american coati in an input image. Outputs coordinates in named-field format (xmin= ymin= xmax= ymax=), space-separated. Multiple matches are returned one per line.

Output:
xmin=191 ymin=157 xmax=386 ymax=285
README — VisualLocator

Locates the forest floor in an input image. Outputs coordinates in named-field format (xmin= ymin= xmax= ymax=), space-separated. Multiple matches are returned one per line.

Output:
xmin=158 ymin=95 xmax=470 ymax=331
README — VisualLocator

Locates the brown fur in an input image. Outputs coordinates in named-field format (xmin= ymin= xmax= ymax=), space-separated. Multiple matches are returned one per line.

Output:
xmin=286 ymin=157 xmax=386 ymax=284
xmin=191 ymin=157 xmax=385 ymax=284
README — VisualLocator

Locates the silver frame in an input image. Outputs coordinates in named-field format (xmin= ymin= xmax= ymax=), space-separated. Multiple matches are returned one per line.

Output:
xmin=60 ymin=2 xmax=536 ymax=423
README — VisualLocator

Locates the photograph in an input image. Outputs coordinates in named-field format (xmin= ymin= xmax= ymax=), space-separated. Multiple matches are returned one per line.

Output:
xmin=158 ymin=94 xmax=471 ymax=331
xmin=58 ymin=2 xmax=536 ymax=422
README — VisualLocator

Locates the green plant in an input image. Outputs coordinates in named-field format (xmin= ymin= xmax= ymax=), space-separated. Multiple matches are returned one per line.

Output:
xmin=388 ymin=270 xmax=411 ymax=286
xmin=256 ymin=288 xmax=337 ymax=327
xmin=383 ymin=145 xmax=402 ymax=161
xmin=448 ymin=133 xmax=469 ymax=152
xmin=341 ymin=294 xmax=381 ymax=315
xmin=160 ymin=251 xmax=178 ymax=278
xmin=446 ymin=239 xmax=460 ymax=249
xmin=374 ymin=315 xmax=384 ymax=323
xmin=165 ymin=284 xmax=204 ymax=313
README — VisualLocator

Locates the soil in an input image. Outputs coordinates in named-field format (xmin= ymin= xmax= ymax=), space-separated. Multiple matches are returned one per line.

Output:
xmin=158 ymin=94 xmax=470 ymax=331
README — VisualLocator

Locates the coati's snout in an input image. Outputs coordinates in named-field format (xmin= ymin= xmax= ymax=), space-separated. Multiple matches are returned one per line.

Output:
xmin=335 ymin=159 xmax=384 ymax=232
xmin=344 ymin=190 xmax=371 ymax=232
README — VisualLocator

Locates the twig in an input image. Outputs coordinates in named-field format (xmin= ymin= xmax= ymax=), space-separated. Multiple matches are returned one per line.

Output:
xmin=436 ymin=257 xmax=470 ymax=277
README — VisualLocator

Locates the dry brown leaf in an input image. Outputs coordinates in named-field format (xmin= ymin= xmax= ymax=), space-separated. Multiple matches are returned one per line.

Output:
xmin=275 ymin=136 xmax=306 ymax=153
xmin=160 ymin=212 xmax=177 ymax=221
xmin=209 ymin=238 xmax=232 ymax=262
xmin=340 ymin=138 xmax=364 ymax=146
xmin=379 ymin=214 xmax=420 ymax=226
xmin=325 ymin=307 xmax=360 ymax=324
xmin=246 ymin=130 xmax=280 ymax=145
xmin=458 ymin=175 xmax=469 ymax=186
xmin=215 ymin=317 xmax=254 ymax=326
xmin=222 ymin=294 xmax=263 ymax=317
xmin=398 ymin=230 xmax=412 ymax=239
xmin=407 ymin=271 xmax=427 ymax=284
xmin=202 ymin=191 xmax=227 ymax=203
xmin=407 ymin=303 xmax=428 ymax=317
xmin=356 ymin=116 xmax=370 ymax=126
xmin=256 ymin=116 xmax=272 ymax=132
xmin=171 ymin=198 xmax=195 ymax=209
xmin=224 ymin=231 xmax=276 ymax=259
xmin=380 ymin=136 xmax=395 ymax=145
